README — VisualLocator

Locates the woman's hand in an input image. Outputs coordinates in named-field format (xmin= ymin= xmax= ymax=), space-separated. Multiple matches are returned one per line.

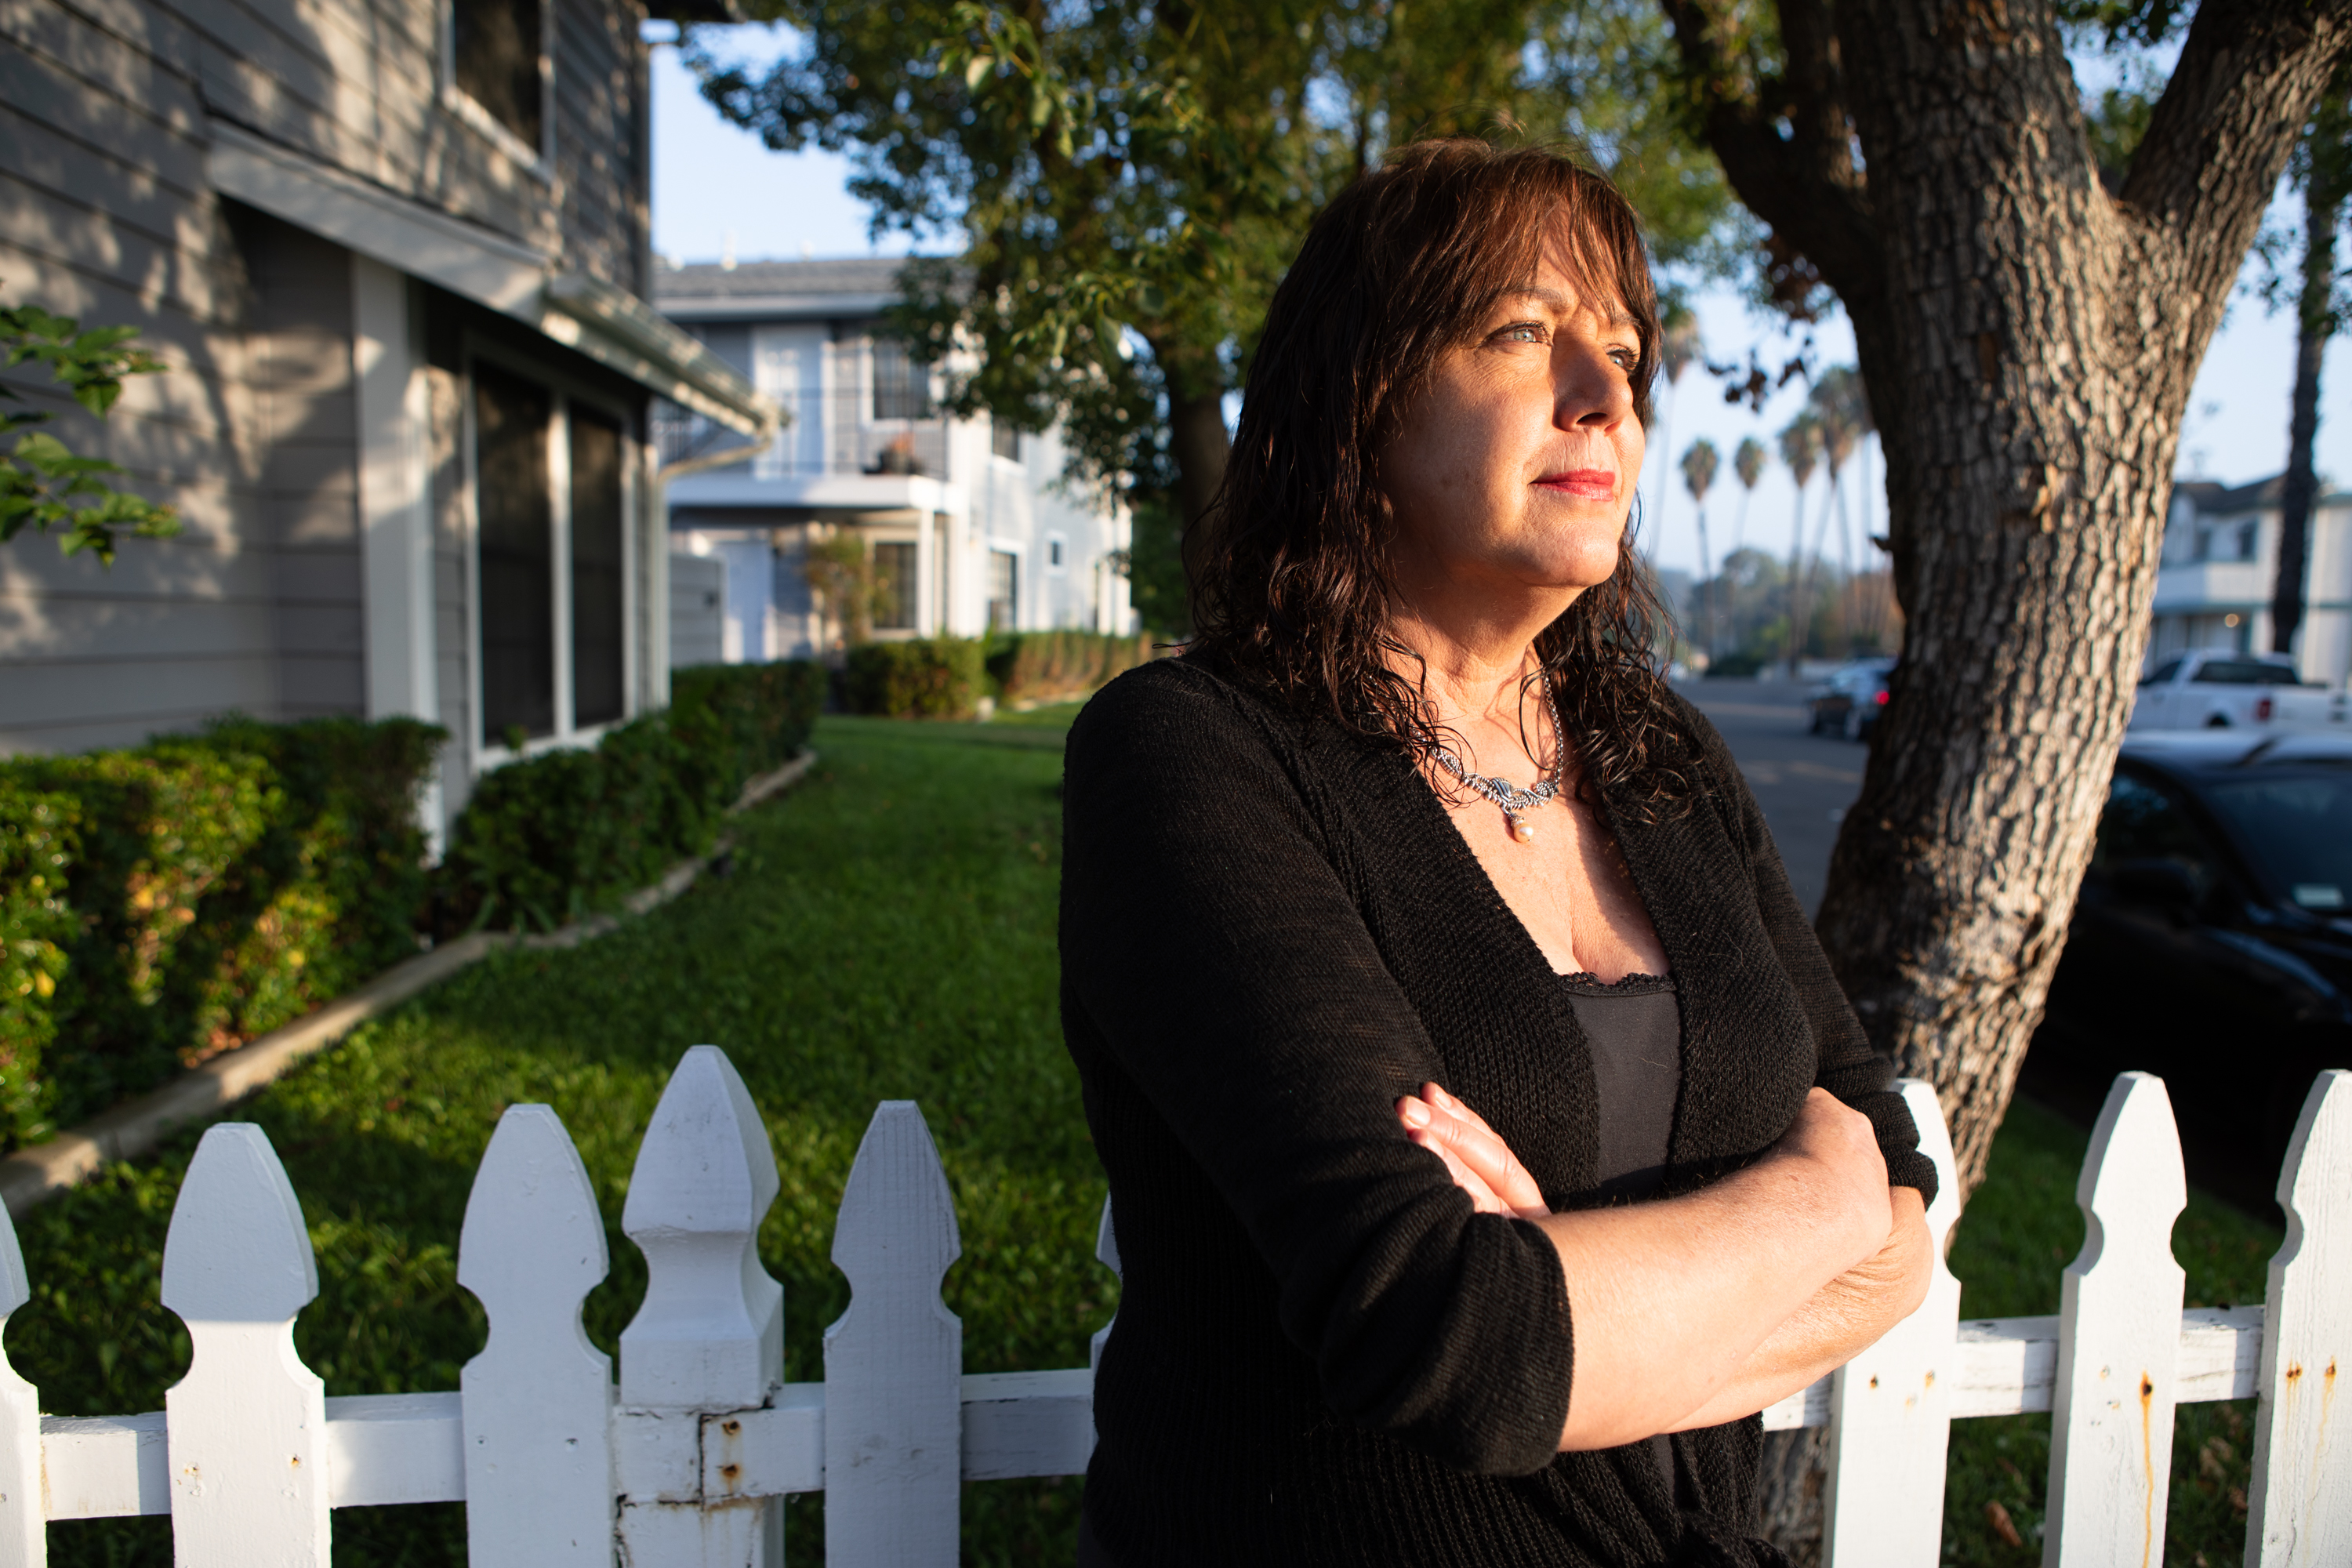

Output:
xmin=1396 ymin=1083 xmax=1550 ymax=1221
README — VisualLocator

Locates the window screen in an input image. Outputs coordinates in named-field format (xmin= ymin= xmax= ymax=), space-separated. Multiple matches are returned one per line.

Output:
xmin=453 ymin=0 xmax=543 ymax=147
xmin=871 ymin=339 xmax=933 ymax=420
xmin=873 ymin=541 xmax=917 ymax=630
xmin=476 ymin=365 xmax=554 ymax=742
xmin=991 ymin=419 xmax=1020 ymax=461
xmin=570 ymin=409 xmax=626 ymax=728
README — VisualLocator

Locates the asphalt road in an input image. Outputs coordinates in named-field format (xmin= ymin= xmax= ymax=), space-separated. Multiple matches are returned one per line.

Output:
xmin=1672 ymin=676 xmax=1868 ymax=917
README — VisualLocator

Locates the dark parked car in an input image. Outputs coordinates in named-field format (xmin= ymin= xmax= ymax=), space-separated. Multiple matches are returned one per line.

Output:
xmin=2031 ymin=731 xmax=2352 ymax=1188
xmin=1806 ymin=659 xmax=1894 ymax=742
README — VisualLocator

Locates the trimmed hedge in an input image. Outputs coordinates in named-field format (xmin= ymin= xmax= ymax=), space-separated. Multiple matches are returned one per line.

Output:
xmin=845 ymin=637 xmax=987 ymax=719
xmin=988 ymin=630 xmax=1156 ymax=706
xmin=433 ymin=661 xmax=822 ymax=935
xmin=0 ymin=665 xmax=821 ymax=1148
xmin=0 ymin=717 xmax=445 ymax=1144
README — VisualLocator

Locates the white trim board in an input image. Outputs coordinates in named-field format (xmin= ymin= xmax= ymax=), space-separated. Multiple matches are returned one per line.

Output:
xmin=206 ymin=122 xmax=775 ymax=437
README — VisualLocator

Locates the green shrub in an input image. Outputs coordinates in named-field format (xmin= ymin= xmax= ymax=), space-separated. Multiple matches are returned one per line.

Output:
xmin=986 ymin=630 xmax=1155 ymax=706
xmin=0 ymin=717 xmax=445 ymax=1143
xmin=845 ymin=637 xmax=986 ymax=718
xmin=435 ymin=662 xmax=823 ymax=935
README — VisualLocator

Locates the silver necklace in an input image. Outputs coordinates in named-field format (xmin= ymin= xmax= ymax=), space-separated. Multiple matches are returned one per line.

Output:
xmin=1431 ymin=672 xmax=1566 ymax=844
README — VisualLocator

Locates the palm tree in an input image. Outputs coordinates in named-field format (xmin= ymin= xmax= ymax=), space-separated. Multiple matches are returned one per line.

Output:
xmin=1681 ymin=437 xmax=1722 ymax=658
xmin=1732 ymin=435 xmax=1767 ymax=560
xmin=1646 ymin=303 xmax=1702 ymax=555
xmin=1777 ymin=412 xmax=1824 ymax=675
xmin=1812 ymin=368 xmax=1864 ymax=653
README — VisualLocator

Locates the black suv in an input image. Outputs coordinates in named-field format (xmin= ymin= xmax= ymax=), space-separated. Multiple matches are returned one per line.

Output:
xmin=2030 ymin=731 xmax=2352 ymax=1189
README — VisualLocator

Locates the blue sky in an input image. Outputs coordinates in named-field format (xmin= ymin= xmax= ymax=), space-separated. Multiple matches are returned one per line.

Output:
xmin=648 ymin=27 xmax=2352 ymax=580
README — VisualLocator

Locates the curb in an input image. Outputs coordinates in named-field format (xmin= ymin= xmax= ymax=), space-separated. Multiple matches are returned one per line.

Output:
xmin=0 ymin=750 xmax=820 ymax=1216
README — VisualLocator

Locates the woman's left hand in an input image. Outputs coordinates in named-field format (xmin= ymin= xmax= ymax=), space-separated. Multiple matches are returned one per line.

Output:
xmin=1397 ymin=1083 xmax=1551 ymax=1221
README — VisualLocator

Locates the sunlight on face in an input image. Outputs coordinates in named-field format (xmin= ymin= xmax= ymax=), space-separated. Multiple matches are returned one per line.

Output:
xmin=1380 ymin=243 xmax=1646 ymax=608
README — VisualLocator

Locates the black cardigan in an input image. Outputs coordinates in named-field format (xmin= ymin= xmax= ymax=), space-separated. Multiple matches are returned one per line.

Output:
xmin=1059 ymin=658 xmax=1935 ymax=1568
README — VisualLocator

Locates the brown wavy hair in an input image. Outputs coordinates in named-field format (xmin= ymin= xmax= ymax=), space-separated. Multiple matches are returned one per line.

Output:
xmin=1189 ymin=139 xmax=1693 ymax=814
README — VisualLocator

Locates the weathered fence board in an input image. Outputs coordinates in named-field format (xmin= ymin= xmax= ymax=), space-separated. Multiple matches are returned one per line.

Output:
xmin=0 ymin=1196 xmax=35 ymax=1568
xmin=822 ymin=1101 xmax=963 ymax=1568
xmin=1820 ymin=1077 xmax=1965 ymax=1566
xmin=2046 ymin=1072 xmax=2188 ymax=1568
xmin=0 ymin=1053 xmax=2341 ymax=1565
xmin=2246 ymin=1069 xmax=2351 ymax=1568
xmin=159 ymin=1123 xmax=332 ymax=1566
xmin=617 ymin=1045 xmax=786 ymax=1564
xmin=459 ymin=1105 xmax=615 ymax=1560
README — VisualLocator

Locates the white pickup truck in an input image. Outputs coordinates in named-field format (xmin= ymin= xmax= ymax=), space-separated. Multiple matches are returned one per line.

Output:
xmin=2130 ymin=649 xmax=2347 ymax=730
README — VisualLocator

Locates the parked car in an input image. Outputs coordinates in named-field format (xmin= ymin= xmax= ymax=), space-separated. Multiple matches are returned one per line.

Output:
xmin=1806 ymin=659 xmax=1895 ymax=741
xmin=2031 ymin=731 xmax=2352 ymax=1180
xmin=2129 ymin=648 xmax=2343 ymax=731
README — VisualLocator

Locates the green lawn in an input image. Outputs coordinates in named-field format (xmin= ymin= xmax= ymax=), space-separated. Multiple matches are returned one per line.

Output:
xmin=2 ymin=702 xmax=2288 ymax=1566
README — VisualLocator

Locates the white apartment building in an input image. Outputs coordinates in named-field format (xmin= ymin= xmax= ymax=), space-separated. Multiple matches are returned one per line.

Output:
xmin=2148 ymin=475 xmax=2352 ymax=684
xmin=653 ymin=259 xmax=1134 ymax=662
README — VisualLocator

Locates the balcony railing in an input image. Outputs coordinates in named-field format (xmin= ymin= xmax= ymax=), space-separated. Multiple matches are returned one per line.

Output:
xmin=655 ymin=390 xmax=953 ymax=483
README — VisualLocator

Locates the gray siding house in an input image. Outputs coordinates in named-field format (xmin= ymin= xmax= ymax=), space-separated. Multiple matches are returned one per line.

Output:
xmin=653 ymin=258 xmax=1134 ymax=660
xmin=0 ymin=0 xmax=769 ymax=838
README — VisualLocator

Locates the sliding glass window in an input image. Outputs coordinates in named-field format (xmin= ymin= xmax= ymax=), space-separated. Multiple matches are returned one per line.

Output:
xmin=476 ymin=365 xmax=555 ymax=743
xmin=473 ymin=360 xmax=633 ymax=753
xmin=570 ymin=410 xmax=626 ymax=728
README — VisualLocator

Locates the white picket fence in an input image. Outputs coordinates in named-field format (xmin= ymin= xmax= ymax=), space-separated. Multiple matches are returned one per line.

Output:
xmin=0 ymin=1048 xmax=2343 ymax=1566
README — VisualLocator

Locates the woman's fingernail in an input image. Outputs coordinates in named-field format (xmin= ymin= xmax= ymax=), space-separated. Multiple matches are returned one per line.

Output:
xmin=1399 ymin=1098 xmax=1432 ymax=1128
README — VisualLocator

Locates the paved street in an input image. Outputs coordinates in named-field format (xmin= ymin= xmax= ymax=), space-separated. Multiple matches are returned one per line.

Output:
xmin=1673 ymin=677 xmax=1868 ymax=916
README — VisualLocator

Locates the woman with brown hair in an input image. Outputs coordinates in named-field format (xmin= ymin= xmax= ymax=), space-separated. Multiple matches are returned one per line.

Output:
xmin=1058 ymin=140 xmax=1935 ymax=1567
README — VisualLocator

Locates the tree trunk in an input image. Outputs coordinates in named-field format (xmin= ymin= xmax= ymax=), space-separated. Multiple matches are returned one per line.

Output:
xmin=1653 ymin=0 xmax=2352 ymax=1546
xmin=2273 ymin=179 xmax=2340 ymax=656
xmin=1149 ymin=330 xmax=1233 ymax=608
xmin=1813 ymin=0 xmax=2342 ymax=1195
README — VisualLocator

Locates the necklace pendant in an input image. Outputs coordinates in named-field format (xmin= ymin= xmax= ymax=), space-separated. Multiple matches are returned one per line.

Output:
xmin=1508 ymin=811 xmax=1535 ymax=844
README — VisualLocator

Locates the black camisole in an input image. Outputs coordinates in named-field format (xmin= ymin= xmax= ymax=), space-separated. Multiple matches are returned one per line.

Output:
xmin=1560 ymin=970 xmax=1683 ymax=1497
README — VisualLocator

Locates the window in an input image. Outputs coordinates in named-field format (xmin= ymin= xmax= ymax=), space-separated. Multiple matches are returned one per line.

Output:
xmin=2194 ymin=659 xmax=2303 ymax=686
xmin=991 ymin=419 xmax=1020 ymax=462
xmin=474 ymin=358 xmax=633 ymax=751
xmin=476 ymin=364 xmax=554 ymax=742
xmin=1047 ymin=535 xmax=1065 ymax=570
xmin=2141 ymin=657 xmax=2183 ymax=686
xmin=871 ymin=339 xmax=932 ymax=420
xmin=570 ymin=410 xmax=626 ymax=726
xmin=873 ymin=541 xmax=917 ymax=631
xmin=451 ymin=0 xmax=544 ymax=148
xmin=986 ymin=550 xmax=1018 ymax=632
xmin=2089 ymin=771 xmax=2220 ymax=903
xmin=2237 ymin=522 xmax=2259 ymax=561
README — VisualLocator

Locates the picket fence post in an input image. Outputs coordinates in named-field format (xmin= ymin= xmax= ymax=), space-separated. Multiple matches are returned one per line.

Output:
xmin=159 ymin=1123 xmax=331 ymax=1566
xmin=2246 ymin=1068 xmax=2352 ymax=1568
xmin=616 ymin=1046 xmax=786 ymax=1566
xmin=1820 ymin=1078 xmax=1965 ymax=1566
xmin=1089 ymin=1198 xmax=1119 ymax=1373
xmin=459 ymin=1104 xmax=615 ymax=1563
xmin=0 ymin=1191 xmax=38 ymax=1568
xmin=2045 ymin=1072 xmax=2187 ymax=1568
xmin=822 ymin=1102 xmax=961 ymax=1568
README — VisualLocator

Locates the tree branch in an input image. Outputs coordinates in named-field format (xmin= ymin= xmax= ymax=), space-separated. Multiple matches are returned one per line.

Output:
xmin=2122 ymin=0 xmax=2352 ymax=303
xmin=1656 ymin=0 xmax=1880 ymax=303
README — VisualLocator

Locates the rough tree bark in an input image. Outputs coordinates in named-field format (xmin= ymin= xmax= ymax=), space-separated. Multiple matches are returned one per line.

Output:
xmin=1657 ymin=0 xmax=2352 ymax=1551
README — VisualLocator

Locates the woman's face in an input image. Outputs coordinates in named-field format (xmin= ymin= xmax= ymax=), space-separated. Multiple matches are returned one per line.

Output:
xmin=1379 ymin=245 xmax=1646 ymax=610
